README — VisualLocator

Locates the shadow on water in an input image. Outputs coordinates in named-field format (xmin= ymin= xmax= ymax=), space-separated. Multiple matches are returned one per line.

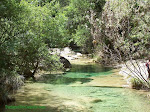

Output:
xmin=64 ymin=64 xmax=114 ymax=78
xmin=37 ymin=64 xmax=113 ymax=85
xmin=37 ymin=73 xmax=93 ymax=85
xmin=70 ymin=64 xmax=113 ymax=73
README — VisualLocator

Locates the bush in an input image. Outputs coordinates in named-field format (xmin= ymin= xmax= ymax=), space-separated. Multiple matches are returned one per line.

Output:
xmin=130 ymin=78 xmax=147 ymax=90
xmin=0 ymin=70 xmax=24 ymax=104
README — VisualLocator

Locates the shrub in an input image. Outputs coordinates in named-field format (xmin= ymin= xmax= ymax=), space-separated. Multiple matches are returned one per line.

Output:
xmin=131 ymin=78 xmax=143 ymax=89
xmin=130 ymin=78 xmax=149 ymax=90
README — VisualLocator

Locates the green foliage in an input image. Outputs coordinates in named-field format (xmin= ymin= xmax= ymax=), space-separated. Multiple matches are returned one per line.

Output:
xmin=65 ymin=0 xmax=105 ymax=52
xmin=0 ymin=0 xmax=66 ymax=103
xmin=130 ymin=78 xmax=144 ymax=90
xmin=93 ymin=0 xmax=150 ymax=64
xmin=72 ymin=25 xmax=90 ymax=46
xmin=0 ymin=0 xmax=22 ymax=18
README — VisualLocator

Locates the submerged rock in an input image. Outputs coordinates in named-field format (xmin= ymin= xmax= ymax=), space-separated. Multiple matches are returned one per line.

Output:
xmin=91 ymin=99 xmax=102 ymax=103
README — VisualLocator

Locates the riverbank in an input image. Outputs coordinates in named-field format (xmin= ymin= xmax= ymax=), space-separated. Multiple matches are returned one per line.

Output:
xmin=35 ymin=51 xmax=150 ymax=103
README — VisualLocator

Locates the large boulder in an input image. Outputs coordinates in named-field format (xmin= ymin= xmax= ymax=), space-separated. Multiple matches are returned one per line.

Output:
xmin=23 ymin=70 xmax=36 ymax=81
xmin=60 ymin=56 xmax=72 ymax=68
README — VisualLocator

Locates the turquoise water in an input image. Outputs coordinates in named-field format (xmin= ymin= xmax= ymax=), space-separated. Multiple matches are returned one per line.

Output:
xmin=2 ymin=64 xmax=150 ymax=112
xmin=37 ymin=64 xmax=113 ymax=85
xmin=64 ymin=64 xmax=113 ymax=78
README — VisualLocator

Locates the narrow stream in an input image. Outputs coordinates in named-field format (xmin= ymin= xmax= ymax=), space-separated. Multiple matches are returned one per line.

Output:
xmin=2 ymin=63 xmax=150 ymax=112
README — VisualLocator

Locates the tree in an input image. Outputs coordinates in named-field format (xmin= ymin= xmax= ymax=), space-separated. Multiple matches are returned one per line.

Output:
xmin=0 ymin=0 xmax=64 ymax=104
xmin=65 ymin=0 xmax=105 ymax=53
xmin=92 ymin=0 xmax=150 ymax=64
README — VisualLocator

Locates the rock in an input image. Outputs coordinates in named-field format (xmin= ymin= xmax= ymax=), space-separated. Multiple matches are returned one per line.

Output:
xmin=60 ymin=56 xmax=72 ymax=68
xmin=76 ymin=53 xmax=82 ymax=57
xmin=23 ymin=70 xmax=36 ymax=81
xmin=122 ymin=85 xmax=130 ymax=88
xmin=91 ymin=99 xmax=102 ymax=103
xmin=20 ymin=75 xmax=25 ymax=81
xmin=72 ymin=55 xmax=78 ymax=59
xmin=69 ymin=41 xmax=80 ymax=50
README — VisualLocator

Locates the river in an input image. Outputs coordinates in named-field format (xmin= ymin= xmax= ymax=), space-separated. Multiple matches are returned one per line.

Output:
xmin=2 ymin=58 xmax=150 ymax=112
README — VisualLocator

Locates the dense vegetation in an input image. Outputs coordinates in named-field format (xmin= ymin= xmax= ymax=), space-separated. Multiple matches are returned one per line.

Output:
xmin=0 ymin=0 xmax=149 ymax=104
xmin=94 ymin=0 xmax=150 ymax=64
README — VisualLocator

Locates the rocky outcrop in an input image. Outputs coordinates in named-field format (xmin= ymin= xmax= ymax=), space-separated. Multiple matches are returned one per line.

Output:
xmin=60 ymin=56 xmax=72 ymax=68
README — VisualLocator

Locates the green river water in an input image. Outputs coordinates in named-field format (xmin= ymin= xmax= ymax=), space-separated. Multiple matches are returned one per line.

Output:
xmin=1 ymin=62 xmax=150 ymax=112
